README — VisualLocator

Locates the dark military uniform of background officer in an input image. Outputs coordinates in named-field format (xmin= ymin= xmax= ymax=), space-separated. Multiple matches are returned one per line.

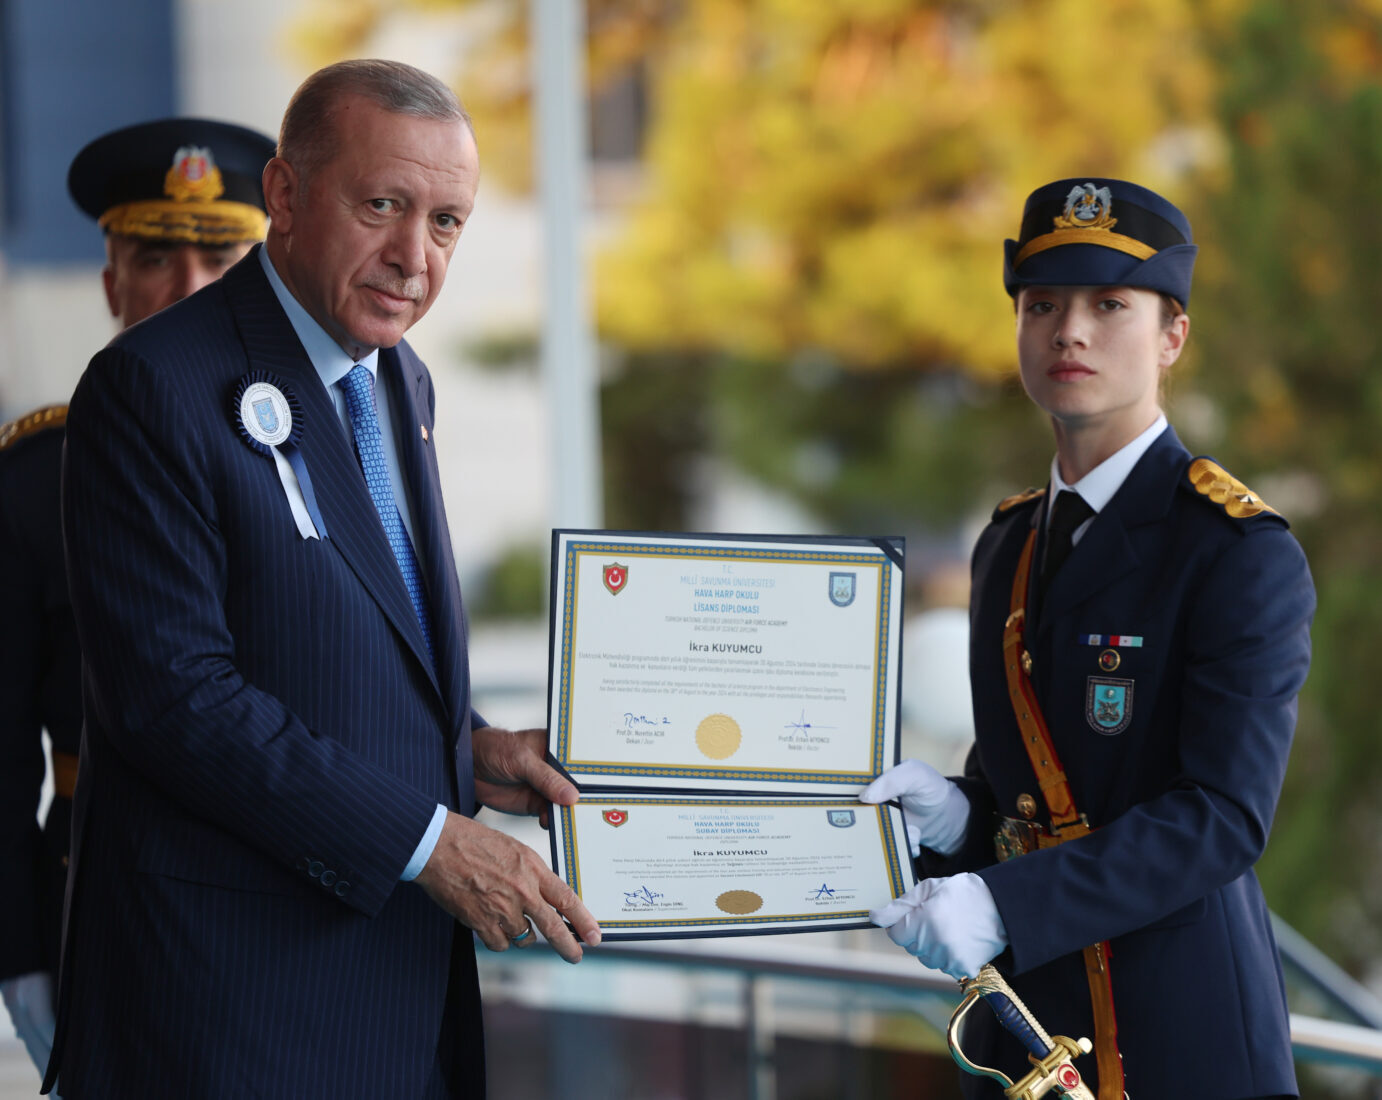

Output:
xmin=0 ymin=404 xmax=81 ymax=985
xmin=0 ymin=117 xmax=275 ymax=1084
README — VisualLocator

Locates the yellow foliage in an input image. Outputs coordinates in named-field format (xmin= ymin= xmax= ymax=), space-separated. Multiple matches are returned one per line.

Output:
xmin=286 ymin=0 xmax=386 ymax=69
xmin=285 ymin=0 xmax=1255 ymax=375
xmin=593 ymin=0 xmax=1230 ymax=373
xmin=1319 ymin=18 xmax=1382 ymax=97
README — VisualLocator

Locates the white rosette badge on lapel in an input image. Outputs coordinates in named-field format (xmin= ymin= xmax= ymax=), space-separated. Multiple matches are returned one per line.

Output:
xmin=232 ymin=372 xmax=328 ymax=540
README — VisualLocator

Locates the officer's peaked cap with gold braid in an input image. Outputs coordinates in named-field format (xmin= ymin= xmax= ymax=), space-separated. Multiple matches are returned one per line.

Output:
xmin=68 ymin=118 xmax=276 ymax=247
xmin=1004 ymin=178 xmax=1197 ymax=306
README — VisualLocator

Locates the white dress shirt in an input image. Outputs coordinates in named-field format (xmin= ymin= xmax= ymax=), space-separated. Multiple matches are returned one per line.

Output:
xmin=258 ymin=247 xmax=446 ymax=880
xmin=1047 ymin=413 xmax=1169 ymax=544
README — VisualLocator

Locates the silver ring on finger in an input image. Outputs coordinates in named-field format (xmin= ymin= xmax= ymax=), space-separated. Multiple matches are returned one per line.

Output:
xmin=509 ymin=919 xmax=535 ymax=946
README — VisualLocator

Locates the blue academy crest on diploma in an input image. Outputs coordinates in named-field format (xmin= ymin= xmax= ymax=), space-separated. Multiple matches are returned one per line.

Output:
xmin=829 ymin=571 xmax=856 ymax=607
xmin=1086 ymin=676 xmax=1134 ymax=736
xmin=253 ymin=396 xmax=280 ymax=435
xmin=828 ymin=809 xmax=855 ymax=828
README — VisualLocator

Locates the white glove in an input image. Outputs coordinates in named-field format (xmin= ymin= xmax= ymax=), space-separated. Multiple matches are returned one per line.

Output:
xmin=860 ymin=759 xmax=970 ymax=858
xmin=1 ymin=970 xmax=57 ymax=1079
xmin=870 ymin=873 xmax=1008 ymax=980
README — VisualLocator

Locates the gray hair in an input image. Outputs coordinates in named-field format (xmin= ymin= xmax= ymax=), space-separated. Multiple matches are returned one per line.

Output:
xmin=278 ymin=59 xmax=473 ymax=185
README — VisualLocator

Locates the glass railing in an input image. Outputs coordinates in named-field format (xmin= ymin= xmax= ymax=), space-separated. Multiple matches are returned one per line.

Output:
xmin=475 ymin=921 xmax=1382 ymax=1099
xmin=468 ymin=665 xmax=1382 ymax=1096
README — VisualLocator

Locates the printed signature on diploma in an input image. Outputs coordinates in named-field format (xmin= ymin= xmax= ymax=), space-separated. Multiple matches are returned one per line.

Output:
xmin=784 ymin=709 xmax=836 ymax=737
xmin=623 ymin=712 xmax=671 ymax=727
xmin=811 ymin=883 xmax=837 ymax=900
xmin=624 ymin=885 xmax=665 ymax=907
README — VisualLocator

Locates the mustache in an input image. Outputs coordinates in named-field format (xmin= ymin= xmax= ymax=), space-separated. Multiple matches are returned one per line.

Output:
xmin=362 ymin=276 xmax=425 ymax=302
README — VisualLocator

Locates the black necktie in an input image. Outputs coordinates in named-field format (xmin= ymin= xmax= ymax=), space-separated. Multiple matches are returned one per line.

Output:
xmin=1041 ymin=490 xmax=1094 ymax=594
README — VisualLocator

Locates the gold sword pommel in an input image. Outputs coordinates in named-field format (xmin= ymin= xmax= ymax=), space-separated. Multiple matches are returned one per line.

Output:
xmin=947 ymin=964 xmax=1097 ymax=1100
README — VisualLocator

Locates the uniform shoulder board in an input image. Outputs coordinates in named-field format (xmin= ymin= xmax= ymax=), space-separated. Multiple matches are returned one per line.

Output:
xmin=0 ymin=404 xmax=67 ymax=452
xmin=992 ymin=487 xmax=1044 ymax=521
xmin=1185 ymin=457 xmax=1282 ymax=520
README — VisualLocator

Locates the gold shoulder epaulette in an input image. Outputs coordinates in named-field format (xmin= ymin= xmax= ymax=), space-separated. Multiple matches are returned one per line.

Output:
xmin=995 ymin=487 xmax=1044 ymax=516
xmin=1187 ymin=458 xmax=1279 ymax=519
xmin=0 ymin=404 xmax=67 ymax=451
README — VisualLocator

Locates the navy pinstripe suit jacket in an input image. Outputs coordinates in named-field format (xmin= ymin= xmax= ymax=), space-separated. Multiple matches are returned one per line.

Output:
xmin=49 ymin=248 xmax=485 ymax=1098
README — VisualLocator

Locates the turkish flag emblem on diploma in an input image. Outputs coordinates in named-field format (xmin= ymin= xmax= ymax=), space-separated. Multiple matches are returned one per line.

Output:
xmin=603 ymin=809 xmax=628 ymax=827
xmin=603 ymin=563 xmax=628 ymax=595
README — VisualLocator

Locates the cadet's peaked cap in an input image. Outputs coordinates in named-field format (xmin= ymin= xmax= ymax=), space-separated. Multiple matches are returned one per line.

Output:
xmin=68 ymin=118 xmax=276 ymax=246
xmin=1004 ymin=178 xmax=1197 ymax=306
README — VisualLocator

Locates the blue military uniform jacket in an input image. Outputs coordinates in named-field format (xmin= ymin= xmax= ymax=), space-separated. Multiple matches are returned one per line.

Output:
xmin=924 ymin=425 xmax=1315 ymax=1099
xmin=0 ymin=409 xmax=82 ymax=984
xmin=50 ymin=249 xmax=484 ymax=1099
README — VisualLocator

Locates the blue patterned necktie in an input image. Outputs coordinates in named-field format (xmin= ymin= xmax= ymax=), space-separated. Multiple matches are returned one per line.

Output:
xmin=338 ymin=364 xmax=434 ymax=664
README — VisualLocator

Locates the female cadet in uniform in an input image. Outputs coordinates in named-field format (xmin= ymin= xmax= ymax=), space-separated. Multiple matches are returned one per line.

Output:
xmin=862 ymin=178 xmax=1314 ymax=1099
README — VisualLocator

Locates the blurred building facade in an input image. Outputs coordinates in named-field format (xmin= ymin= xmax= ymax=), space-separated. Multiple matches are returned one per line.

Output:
xmin=0 ymin=0 xmax=553 ymax=591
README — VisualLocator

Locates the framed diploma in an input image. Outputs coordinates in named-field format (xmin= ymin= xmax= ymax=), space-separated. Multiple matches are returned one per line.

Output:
xmin=546 ymin=531 xmax=915 ymax=940
xmin=554 ymin=794 xmax=911 ymax=937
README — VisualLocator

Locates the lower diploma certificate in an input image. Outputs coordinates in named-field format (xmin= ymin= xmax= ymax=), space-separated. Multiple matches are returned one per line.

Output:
xmin=555 ymin=795 xmax=912 ymax=937
xmin=546 ymin=531 xmax=916 ymax=940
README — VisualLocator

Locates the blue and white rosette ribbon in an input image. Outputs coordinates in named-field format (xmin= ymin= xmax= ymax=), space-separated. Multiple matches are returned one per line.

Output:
xmin=232 ymin=372 xmax=328 ymax=541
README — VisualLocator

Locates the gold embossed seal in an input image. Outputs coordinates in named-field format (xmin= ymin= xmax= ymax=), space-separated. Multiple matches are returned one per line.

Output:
xmin=696 ymin=714 xmax=742 ymax=760
xmin=716 ymin=890 xmax=763 ymax=915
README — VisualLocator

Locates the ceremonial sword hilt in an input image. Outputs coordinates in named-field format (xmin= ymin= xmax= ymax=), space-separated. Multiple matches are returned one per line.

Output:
xmin=947 ymin=964 xmax=1097 ymax=1100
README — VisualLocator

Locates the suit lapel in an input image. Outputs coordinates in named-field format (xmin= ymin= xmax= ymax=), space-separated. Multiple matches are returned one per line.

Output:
xmin=1036 ymin=426 xmax=1187 ymax=643
xmin=220 ymin=249 xmax=441 ymax=700
xmin=381 ymin=346 xmax=468 ymax=734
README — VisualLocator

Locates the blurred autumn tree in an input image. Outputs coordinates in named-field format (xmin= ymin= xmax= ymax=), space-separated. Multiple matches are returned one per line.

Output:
xmin=289 ymin=0 xmax=1230 ymax=530
xmin=1182 ymin=0 xmax=1382 ymax=983
xmin=294 ymin=0 xmax=1382 ymax=982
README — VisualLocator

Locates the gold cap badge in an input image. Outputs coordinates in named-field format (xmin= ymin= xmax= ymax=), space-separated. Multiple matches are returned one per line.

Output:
xmin=1055 ymin=183 xmax=1117 ymax=231
xmin=164 ymin=146 xmax=225 ymax=203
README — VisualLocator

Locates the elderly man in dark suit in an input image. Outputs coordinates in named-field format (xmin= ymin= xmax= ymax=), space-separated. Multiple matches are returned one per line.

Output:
xmin=48 ymin=59 xmax=599 ymax=1099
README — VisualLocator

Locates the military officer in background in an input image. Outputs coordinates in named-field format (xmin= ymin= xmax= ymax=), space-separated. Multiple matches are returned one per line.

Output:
xmin=863 ymin=179 xmax=1314 ymax=1098
xmin=0 ymin=117 xmax=275 ymax=1083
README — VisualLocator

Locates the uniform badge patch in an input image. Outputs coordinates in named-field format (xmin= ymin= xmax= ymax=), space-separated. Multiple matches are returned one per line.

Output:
xmin=1086 ymin=676 xmax=1134 ymax=735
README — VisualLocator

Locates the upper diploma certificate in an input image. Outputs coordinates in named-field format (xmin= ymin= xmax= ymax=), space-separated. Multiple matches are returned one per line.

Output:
xmin=550 ymin=531 xmax=903 ymax=793
xmin=547 ymin=531 xmax=915 ymax=939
